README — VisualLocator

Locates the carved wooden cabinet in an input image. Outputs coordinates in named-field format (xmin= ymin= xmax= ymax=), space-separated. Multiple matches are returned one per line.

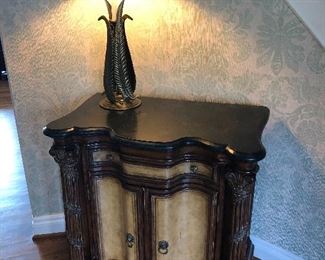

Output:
xmin=44 ymin=94 xmax=269 ymax=260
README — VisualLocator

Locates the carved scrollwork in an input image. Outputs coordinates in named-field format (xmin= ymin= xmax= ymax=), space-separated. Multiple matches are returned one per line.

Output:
xmin=49 ymin=145 xmax=81 ymax=206
xmin=232 ymin=225 xmax=249 ymax=244
xmin=225 ymin=170 xmax=255 ymax=205
xmin=67 ymin=233 xmax=84 ymax=249
xmin=65 ymin=203 xmax=82 ymax=216
xmin=222 ymin=163 xmax=258 ymax=259
xmin=50 ymin=145 xmax=80 ymax=179
xmin=49 ymin=144 xmax=86 ymax=258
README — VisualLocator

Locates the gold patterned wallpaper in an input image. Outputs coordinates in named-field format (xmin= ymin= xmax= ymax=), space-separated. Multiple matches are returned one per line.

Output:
xmin=0 ymin=0 xmax=324 ymax=259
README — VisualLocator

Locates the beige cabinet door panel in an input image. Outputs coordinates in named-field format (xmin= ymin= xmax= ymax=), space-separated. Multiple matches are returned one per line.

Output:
xmin=95 ymin=177 xmax=138 ymax=260
xmin=152 ymin=190 xmax=210 ymax=260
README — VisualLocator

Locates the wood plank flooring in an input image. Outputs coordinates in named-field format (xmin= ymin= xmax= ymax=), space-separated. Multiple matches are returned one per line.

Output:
xmin=0 ymin=80 xmax=12 ymax=108
xmin=0 ymin=80 xmax=69 ymax=259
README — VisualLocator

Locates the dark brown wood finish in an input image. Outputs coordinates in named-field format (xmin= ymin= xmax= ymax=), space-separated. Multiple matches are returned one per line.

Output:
xmin=44 ymin=94 xmax=269 ymax=260
xmin=222 ymin=162 xmax=258 ymax=260
xmin=44 ymin=93 xmax=269 ymax=161
xmin=50 ymin=144 xmax=90 ymax=259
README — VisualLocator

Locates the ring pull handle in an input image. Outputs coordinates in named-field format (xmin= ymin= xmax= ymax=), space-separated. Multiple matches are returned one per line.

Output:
xmin=158 ymin=240 xmax=169 ymax=254
xmin=190 ymin=165 xmax=198 ymax=174
xmin=106 ymin=153 xmax=113 ymax=161
xmin=126 ymin=233 xmax=135 ymax=248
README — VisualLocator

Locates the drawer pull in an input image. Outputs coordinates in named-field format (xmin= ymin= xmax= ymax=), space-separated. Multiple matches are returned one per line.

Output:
xmin=190 ymin=165 xmax=198 ymax=174
xmin=126 ymin=233 xmax=135 ymax=248
xmin=158 ymin=240 xmax=169 ymax=254
xmin=92 ymin=150 xmax=118 ymax=162
xmin=106 ymin=154 xmax=113 ymax=160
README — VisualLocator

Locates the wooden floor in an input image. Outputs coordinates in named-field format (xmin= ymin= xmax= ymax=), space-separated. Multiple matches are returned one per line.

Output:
xmin=0 ymin=80 xmax=11 ymax=107
xmin=0 ymin=80 xmax=69 ymax=259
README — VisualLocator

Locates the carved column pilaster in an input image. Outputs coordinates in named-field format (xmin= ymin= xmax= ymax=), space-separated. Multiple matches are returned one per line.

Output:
xmin=50 ymin=143 xmax=88 ymax=260
xmin=222 ymin=161 xmax=258 ymax=260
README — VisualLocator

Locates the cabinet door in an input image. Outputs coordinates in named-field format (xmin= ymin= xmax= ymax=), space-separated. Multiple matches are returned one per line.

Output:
xmin=151 ymin=190 xmax=211 ymax=260
xmin=95 ymin=177 xmax=139 ymax=260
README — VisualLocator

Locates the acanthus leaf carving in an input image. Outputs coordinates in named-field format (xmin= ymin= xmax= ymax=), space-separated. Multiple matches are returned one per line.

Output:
xmin=67 ymin=233 xmax=85 ymax=249
xmin=232 ymin=225 xmax=249 ymax=244
xmin=65 ymin=203 xmax=82 ymax=216
xmin=49 ymin=144 xmax=86 ymax=258
xmin=225 ymin=170 xmax=255 ymax=205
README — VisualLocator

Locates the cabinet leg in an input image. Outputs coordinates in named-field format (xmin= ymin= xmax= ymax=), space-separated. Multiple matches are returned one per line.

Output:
xmin=50 ymin=143 xmax=89 ymax=259
xmin=222 ymin=161 xmax=258 ymax=260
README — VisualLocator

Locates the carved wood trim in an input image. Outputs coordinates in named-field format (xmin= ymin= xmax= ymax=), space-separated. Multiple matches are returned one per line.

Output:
xmin=222 ymin=162 xmax=258 ymax=260
xmin=90 ymin=168 xmax=219 ymax=196
xmin=225 ymin=171 xmax=255 ymax=205
xmin=211 ymin=163 xmax=227 ymax=260
xmin=85 ymin=140 xmax=225 ymax=168
xmin=48 ymin=139 xmax=259 ymax=260
xmin=44 ymin=97 xmax=269 ymax=260
xmin=49 ymin=144 xmax=89 ymax=260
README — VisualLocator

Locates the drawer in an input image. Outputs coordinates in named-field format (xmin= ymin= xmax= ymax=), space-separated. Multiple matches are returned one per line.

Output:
xmin=123 ymin=161 xmax=213 ymax=179
xmin=91 ymin=150 xmax=120 ymax=164
xmin=90 ymin=150 xmax=212 ymax=179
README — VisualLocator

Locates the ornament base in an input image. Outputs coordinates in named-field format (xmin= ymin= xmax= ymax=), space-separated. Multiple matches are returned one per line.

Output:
xmin=99 ymin=96 xmax=142 ymax=111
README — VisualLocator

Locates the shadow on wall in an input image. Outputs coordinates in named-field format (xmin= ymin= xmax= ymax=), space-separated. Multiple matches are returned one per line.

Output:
xmin=252 ymin=121 xmax=325 ymax=260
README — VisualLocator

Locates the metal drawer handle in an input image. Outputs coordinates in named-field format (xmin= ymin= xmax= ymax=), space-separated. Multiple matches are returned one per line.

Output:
xmin=106 ymin=153 xmax=113 ymax=160
xmin=92 ymin=151 xmax=116 ymax=162
xmin=158 ymin=240 xmax=169 ymax=254
xmin=190 ymin=165 xmax=198 ymax=174
xmin=127 ymin=233 xmax=135 ymax=248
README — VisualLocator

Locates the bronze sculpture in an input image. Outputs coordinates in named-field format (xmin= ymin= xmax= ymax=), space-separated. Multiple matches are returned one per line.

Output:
xmin=98 ymin=0 xmax=141 ymax=111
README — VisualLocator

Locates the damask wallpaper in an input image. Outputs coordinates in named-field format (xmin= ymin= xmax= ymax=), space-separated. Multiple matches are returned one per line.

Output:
xmin=0 ymin=0 xmax=324 ymax=259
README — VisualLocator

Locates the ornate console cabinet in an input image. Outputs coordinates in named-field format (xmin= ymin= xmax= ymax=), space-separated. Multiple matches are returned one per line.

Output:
xmin=44 ymin=94 xmax=269 ymax=260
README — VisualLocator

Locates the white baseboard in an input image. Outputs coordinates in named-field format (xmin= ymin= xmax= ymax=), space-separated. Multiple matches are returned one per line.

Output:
xmin=32 ymin=213 xmax=65 ymax=235
xmin=251 ymin=235 xmax=304 ymax=260
xmin=31 ymin=215 xmax=303 ymax=260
